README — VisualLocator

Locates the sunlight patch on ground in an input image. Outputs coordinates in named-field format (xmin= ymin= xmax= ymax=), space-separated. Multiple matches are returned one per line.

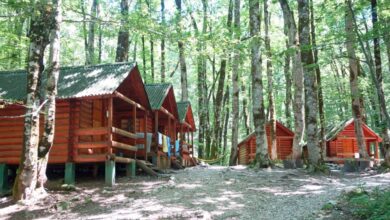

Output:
xmin=175 ymin=183 xmax=202 ymax=189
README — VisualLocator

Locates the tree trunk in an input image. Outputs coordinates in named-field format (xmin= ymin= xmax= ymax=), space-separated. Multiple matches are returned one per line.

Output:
xmin=142 ymin=35 xmax=147 ymax=81
xmin=80 ymin=0 xmax=88 ymax=64
xmin=309 ymin=0 xmax=325 ymax=160
xmin=229 ymin=0 xmax=241 ymax=166
xmin=264 ymin=0 xmax=276 ymax=160
xmin=221 ymin=83 xmax=231 ymax=159
xmin=279 ymin=0 xmax=305 ymax=164
xmin=212 ymin=0 xmax=233 ymax=160
xmin=160 ymin=0 xmax=165 ymax=82
xmin=87 ymin=0 xmax=98 ymax=65
xmin=190 ymin=0 xmax=208 ymax=158
xmin=175 ymin=0 xmax=188 ymax=101
xmin=242 ymin=84 xmax=250 ymax=136
xmin=13 ymin=0 xmax=55 ymax=201
xmin=345 ymin=0 xmax=368 ymax=159
xmin=115 ymin=0 xmax=129 ymax=62
xmin=249 ymin=0 xmax=270 ymax=167
xmin=283 ymin=38 xmax=292 ymax=128
xmin=298 ymin=0 xmax=321 ymax=166
xmin=371 ymin=0 xmax=390 ymax=165
xmin=98 ymin=21 xmax=102 ymax=63
xmin=37 ymin=0 xmax=62 ymax=189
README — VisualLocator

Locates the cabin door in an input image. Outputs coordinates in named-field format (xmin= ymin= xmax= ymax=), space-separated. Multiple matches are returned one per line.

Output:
xmin=343 ymin=139 xmax=354 ymax=158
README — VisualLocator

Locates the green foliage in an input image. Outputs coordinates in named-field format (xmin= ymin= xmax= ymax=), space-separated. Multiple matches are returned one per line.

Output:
xmin=345 ymin=188 xmax=390 ymax=220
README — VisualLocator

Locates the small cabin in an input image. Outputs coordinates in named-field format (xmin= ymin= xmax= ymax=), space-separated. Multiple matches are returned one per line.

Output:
xmin=176 ymin=101 xmax=196 ymax=166
xmin=325 ymin=119 xmax=382 ymax=160
xmin=237 ymin=121 xmax=294 ymax=165
xmin=0 ymin=63 xmax=150 ymax=186
xmin=145 ymin=83 xmax=179 ymax=169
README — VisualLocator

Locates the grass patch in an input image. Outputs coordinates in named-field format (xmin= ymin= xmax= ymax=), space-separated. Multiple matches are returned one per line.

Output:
xmin=324 ymin=187 xmax=390 ymax=220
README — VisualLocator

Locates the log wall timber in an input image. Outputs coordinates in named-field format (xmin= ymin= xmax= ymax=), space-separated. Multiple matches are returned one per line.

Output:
xmin=0 ymin=101 xmax=71 ymax=164
xmin=326 ymin=121 xmax=381 ymax=161
xmin=237 ymin=122 xmax=294 ymax=164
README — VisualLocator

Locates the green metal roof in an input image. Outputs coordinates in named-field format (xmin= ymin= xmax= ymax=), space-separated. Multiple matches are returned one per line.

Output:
xmin=144 ymin=83 xmax=172 ymax=110
xmin=177 ymin=101 xmax=190 ymax=122
xmin=0 ymin=62 xmax=135 ymax=101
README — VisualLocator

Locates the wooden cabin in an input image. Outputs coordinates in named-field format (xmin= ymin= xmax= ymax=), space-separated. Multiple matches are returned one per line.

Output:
xmin=176 ymin=101 xmax=196 ymax=166
xmin=237 ymin=121 xmax=294 ymax=165
xmin=325 ymin=119 xmax=382 ymax=161
xmin=144 ymin=83 xmax=179 ymax=169
xmin=0 ymin=63 xmax=150 ymax=186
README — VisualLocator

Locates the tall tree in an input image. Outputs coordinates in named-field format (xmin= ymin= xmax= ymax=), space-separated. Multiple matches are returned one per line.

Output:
xmin=175 ymin=0 xmax=188 ymax=101
xmin=229 ymin=0 xmax=241 ymax=165
xmin=370 ymin=0 xmax=390 ymax=165
xmin=87 ymin=0 xmax=98 ymax=65
xmin=191 ymin=0 xmax=208 ymax=158
xmin=298 ymin=0 xmax=321 ymax=166
xmin=160 ymin=0 xmax=166 ymax=82
xmin=13 ymin=0 xmax=61 ymax=201
xmin=264 ymin=0 xmax=276 ymax=160
xmin=250 ymin=0 xmax=270 ymax=167
xmin=279 ymin=0 xmax=305 ymax=165
xmin=115 ymin=0 xmax=129 ymax=62
xmin=309 ymin=0 xmax=325 ymax=159
xmin=345 ymin=0 xmax=368 ymax=159
xmin=37 ymin=0 xmax=62 ymax=189
xmin=283 ymin=35 xmax=292 ymax=128
xmin=211 ymin=0 xmax=233 ymax=159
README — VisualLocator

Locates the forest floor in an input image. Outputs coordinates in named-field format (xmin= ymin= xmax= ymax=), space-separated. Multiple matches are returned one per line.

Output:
xmin=1 ymin=165 xmax=390 ymax=220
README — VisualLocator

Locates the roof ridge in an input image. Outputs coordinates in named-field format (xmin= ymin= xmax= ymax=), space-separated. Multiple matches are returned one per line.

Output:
xmin=0 ymin=62 xmax=135 ymax=74
xmin=145 ymin=83 xmax=172 ymax=87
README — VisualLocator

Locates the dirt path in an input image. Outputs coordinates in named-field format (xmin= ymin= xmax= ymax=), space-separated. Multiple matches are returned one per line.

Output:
xmin=1 ymin=165 xmax=390 ymax=220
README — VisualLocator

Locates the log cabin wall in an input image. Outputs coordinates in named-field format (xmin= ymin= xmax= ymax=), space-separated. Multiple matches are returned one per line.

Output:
xmin=326 ymin=120 xmax=382 ymax=159
xmin=237 ymin=122 xmax=294 ymax=164
xmin=0 ymin=100 xmax=71 ymax=165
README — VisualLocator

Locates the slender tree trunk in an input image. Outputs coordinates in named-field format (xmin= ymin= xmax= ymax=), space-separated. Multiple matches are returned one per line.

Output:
xmin=87 ymin=0 xmax=98 ymax=65
xmin=242 ymin=84 xmax=250 ymax=136
xmin=371 ymin=0 xmax=390 ymax=165
xmin=13 ymin=1 xmax=54 ymax=201
xmin=190 ymin=0 xmax=208 ymax=158
xmin=37 ymin=0 xmax=61 ymax=189
xmin=212 ymin=0 xmax=233 ymax=159
xmin=283 ymin=38 xmax=292 ymax=128
xmin=309 ymin=0 xmax=325 ymax=160
xmin=249 ymin=0 xmax=270 ymax=167
xmin=115 ymin=0 xmax=129 ymax=62
xmin=98 ymin=22 xmax=102 ymax=63
xmin=264 ymin=0 xmax=276 ymax=160
xmin=279 ymin=0 xmax=305 ymax=164
xmin=345 ymin=0 xmax=368 ymax=159
xmin=222 ymin=84 xmax=230 ymax=162
xmin=229 ymin=0 xmax=241 ymax=166
xmin=160 ymin=0 xmax=166 ymax=82
xmin=142 ymin=35 xmax=147 ymax=81
xmin=175 ymin=0 xmax=188 ymax=101
xmin=81 ymin=0 xmax=88 ymax=64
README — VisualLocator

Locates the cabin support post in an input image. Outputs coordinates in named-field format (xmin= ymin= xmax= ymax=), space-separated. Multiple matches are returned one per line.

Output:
xmin=64 ymin=162 xmax=75 ymax=185
xmin=144 ymin=113 xmax=148 ymax=161
xmin=0 ymin=164 xmax=8 ymax=195
xmin=125 ymin=160 xmax=136 ymax=178
xmin=131 ymin=161 xmax=136 ymax=178
xmin=152 ymin=111 xmax=159 ymax=166
xmin=105 ymin=160 xmax=115 ymax=186
xmin=374 ymin=141 xmax=379 ymax=161
xmin=191 ymin=131 xmax=194 ymax=157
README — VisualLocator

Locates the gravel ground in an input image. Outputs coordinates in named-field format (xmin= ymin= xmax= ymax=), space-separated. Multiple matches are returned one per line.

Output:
xmin=1 ymin=165 xmax=390 ymax=220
